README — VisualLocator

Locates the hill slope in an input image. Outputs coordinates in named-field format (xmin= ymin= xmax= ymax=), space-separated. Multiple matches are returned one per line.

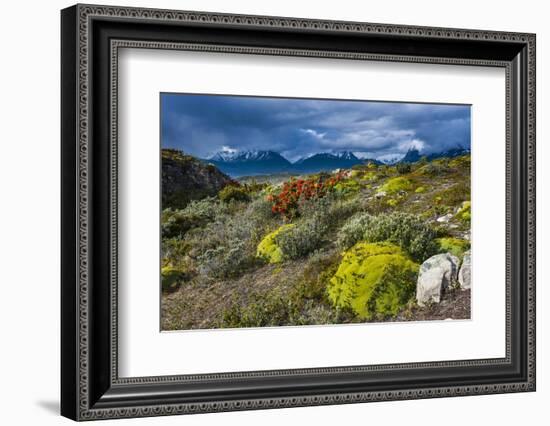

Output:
xmin=162 ymin=149 xmax=232 ymax=209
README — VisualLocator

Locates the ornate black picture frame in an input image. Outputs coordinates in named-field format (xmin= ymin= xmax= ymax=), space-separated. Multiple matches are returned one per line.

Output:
xmin=61 ymin=4 xmax=536 ymax=421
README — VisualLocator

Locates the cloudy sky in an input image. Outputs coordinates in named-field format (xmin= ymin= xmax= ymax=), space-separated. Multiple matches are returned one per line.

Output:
xmin=161 ymin=93 xmax=471 ymax=163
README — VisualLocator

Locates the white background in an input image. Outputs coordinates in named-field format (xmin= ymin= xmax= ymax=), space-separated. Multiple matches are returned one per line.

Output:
xmin=119 ymin=49 xmax=506 ymax=377
xmin=0 ymin=0 xmax=547 ymax=425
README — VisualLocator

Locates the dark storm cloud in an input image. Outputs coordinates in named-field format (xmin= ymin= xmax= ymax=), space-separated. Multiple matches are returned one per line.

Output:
xmin=161 ymin=93 xmax=471 ymax=162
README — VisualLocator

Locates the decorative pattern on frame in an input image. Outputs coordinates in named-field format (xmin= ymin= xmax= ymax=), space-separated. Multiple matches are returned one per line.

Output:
xmin=73 ymin=4 xmax=535 ymax=420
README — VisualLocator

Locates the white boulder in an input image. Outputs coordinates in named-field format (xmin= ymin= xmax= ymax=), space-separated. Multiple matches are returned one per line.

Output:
xmin=436 ymin=213 xmax=454 ymax=223
xmin=416 ymin=253 xmax=460 ymax=306
xmin=458 ymin=250 xmax=471 ymax=290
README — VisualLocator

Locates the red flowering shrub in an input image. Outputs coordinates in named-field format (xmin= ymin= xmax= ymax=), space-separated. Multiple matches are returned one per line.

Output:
xmin=267 ymin=173 xmax=345 ymax=219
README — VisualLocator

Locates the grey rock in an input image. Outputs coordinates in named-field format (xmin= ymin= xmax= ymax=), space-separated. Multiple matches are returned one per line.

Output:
xmin=162 ymin=150 xmax=232 ymax=209
xmin=416 ymin=253 xmax=460 ymax=306
xmin=458 ymin=250 xmax=471 ymax=290
xmin=436 ymin=213 xmax=454 ymax=223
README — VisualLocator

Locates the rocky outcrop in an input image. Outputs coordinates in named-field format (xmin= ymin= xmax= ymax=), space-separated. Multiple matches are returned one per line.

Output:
xmin=162 ymin=149 xmax=233 ymax=209
xmin=458 ymin=250 xmax=471 ymax=290
xmin=416 ymin=253 xmax=460 ymax=306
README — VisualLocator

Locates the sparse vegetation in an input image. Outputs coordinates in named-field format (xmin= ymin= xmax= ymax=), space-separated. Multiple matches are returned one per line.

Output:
xmin=161 ymin=149 xmax=471 ymax=330
xmin=257 ymin=224 xmax=295 ymax=264
xmin=436 ymin=237 xmax=470 ymax=259
xmin=378 ymin=176 xmax=413 ymax=194
xmin=218 ymin=185 xmax=250 ymax=203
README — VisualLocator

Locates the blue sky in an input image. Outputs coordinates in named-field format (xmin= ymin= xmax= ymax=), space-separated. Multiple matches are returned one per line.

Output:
xmin=161 ymin=93 xmax=471 ymax=163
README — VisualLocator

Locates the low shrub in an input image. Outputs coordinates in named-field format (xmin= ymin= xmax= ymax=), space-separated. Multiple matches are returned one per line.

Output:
xmin=432 ymin=182 xmax=470 ymax=207
xmin=273 ymin=194 xmax=362 ymax=261
xmin=396 ymin=162 xmax=412 ymax=174
xmin=256 ymin=224 xmax=295 ymax=264
xmin=362 ymin=171 xmax=379 ymax=182
xmin=327 ymin=242 xmax=419 ymax=320
xmin=378 ymin=177 xmax=412 ymax=195
xmin=362 ymin=212 xmax=437 ymax=262
xmin=190 ymin=200 xmax=277 ymax=279
xmin=162 ymin=237 xmax=192 ymax=262
xmin=334 ymin=179 xmax=361 ymax=195
xmin=198 ymin=238 xmax=260 ymax=279
xmin=436 ymin=237 xmax=470 ymax=258
xmin=267 ymin=173 xmax=344 ymax=219
xmin=161 ymin=197 xmax=222 ymax=239
xmin=415 ymin=186 xmax=426 ymax=193
xmin=220 ymin=252 xmax=344 ymax=328
xmin=337 ymin=213 xmax=374 ymax=250
xmin=293 ymin=251 xmax=340 ymax=303
xmin=218 ymin=185 xmax=250 ymax=203
xmin=220 ymin=290 xmax=291 ymax=328
xmin=419 ymin=162 xmax=451 ymax=176
xmin=299 ymin=192 xmax=361 ymax=229
xmin=449 ymin=155 xmax=471 ymax=169
xmin=246 ymin=195 xmax=275 ymax=222
xmin=161 ymin=266 xmax=187 ymax=292
xmin=276 ymin=219 xmax=327 ymax=260
xmin=337 ymin=212 xmax=437 ymax=262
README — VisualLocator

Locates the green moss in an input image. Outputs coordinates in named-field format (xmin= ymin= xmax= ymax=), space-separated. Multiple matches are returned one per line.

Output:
xmin=378 ymin=177 xmax=412 ymax=195
xmin=161 ymin=266 xmax=186 ymax=292
xmin=256 ymin=224 xmax=295 ymax=264
xmin=415 ymin=186 xmax=426 ymax=193
xmin=328 ymin=242 xmax=419 ymax=320
xmin=362 ymin=171 xmax=379 ymax=182
xmin=436 ymin=237 xmax=470 ymax=258
xmin=334 ymin=179 xmax=361 ymax=195
xmin=457 ymin=201 xmax=471 ymax=222
xmin=386 ymin=198 xmax=399 ymax=207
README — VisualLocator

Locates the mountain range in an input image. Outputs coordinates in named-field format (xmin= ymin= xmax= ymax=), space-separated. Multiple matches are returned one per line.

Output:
xmin=203 ymin=147 xmax=470 ymax=177
xmin=205 ymin=150 xmax=379 ymax=177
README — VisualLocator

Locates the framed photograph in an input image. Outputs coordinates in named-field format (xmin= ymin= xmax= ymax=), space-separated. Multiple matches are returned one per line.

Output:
xmin=61 ymin=4 xmax=536 ymax=421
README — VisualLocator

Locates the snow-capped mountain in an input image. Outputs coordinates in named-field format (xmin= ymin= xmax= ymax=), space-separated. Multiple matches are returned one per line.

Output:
xmin=378 ymin=155 xmax=405 ymax=165
xmin=209 ymin=150 xmax=284 ymax=163
xmin=293 ymin=151 xmax=363 ymax=173
xmin=399 ymin=148 xmax=422 ymax=164
xmin=206 ymin=150 xmax=292 ymax=177
xmin=204 ymin=146 xmax=470 ymax=177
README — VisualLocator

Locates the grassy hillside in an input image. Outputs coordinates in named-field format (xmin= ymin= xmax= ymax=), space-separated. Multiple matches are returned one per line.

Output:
xmin=161 ymin=153 xmax=471 ymax=330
